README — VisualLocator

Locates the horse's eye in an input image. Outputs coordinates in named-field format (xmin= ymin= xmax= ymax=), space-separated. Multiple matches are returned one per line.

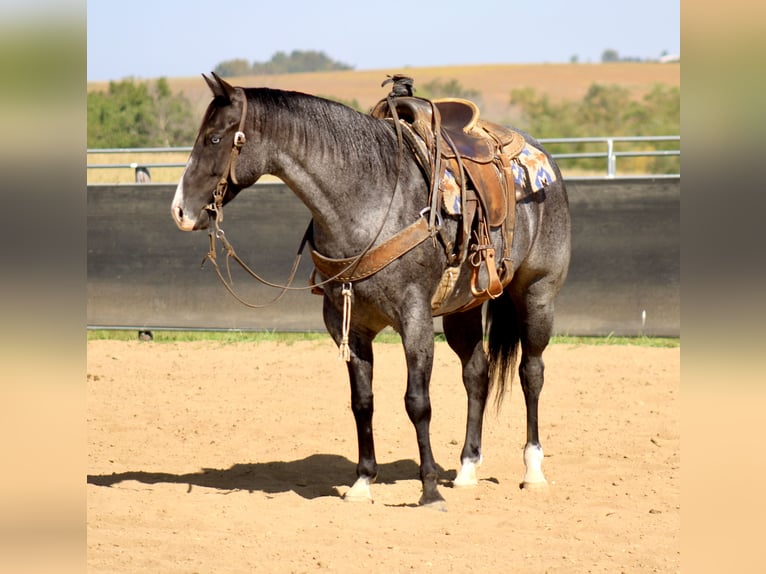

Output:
xmin=210 ymin=135 xmax=221 ymax=144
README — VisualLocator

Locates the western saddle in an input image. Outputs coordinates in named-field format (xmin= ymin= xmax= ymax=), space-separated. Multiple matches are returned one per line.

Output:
xmin=369 ymin=76 xmax=525 ymax=308
xmin=309 ymin=75 xmax=527 ymax=314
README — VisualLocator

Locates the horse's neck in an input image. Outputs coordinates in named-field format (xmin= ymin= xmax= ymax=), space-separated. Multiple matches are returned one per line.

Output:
xmin=261 ymin=109 xmax=421 ymax=254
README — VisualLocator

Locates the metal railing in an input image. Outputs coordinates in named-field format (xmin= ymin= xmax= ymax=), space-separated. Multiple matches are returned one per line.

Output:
xmin=87 ymin=135 xmax=680 ymax=182
xmin=538 ymin=135 xmax=680 ymax=178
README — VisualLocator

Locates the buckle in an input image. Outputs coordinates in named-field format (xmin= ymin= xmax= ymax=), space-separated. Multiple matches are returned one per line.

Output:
xmin=419 ymin=206 xmax=443 ymax=228
xmin=234 ymin=131 xmax=246 ymax=148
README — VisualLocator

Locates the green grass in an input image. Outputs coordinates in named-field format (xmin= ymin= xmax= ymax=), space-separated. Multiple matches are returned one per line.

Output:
xmin=87 ymin=329 xmax=328 ymax=344
xmin=550 ymin=334 xmax=679 ymax=348
xmin=87 ymin=329 xmax=679 ymax=348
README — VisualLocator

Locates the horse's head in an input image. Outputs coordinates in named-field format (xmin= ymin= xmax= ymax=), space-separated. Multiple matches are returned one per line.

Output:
xmin=171 ymin=72 xmax=254 ymax=231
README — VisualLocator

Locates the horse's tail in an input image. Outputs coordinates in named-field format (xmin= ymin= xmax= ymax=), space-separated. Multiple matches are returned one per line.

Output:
xmin=486 ymin=289 xmax=520 ymax=411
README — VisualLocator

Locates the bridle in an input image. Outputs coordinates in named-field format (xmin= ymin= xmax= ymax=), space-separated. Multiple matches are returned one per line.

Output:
xmin=206 ymin=88 xmax=249 ymax=224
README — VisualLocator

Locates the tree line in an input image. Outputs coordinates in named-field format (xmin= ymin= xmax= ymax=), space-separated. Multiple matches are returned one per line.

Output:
xmin=87 ymin=76 xmax=679 ymax=173
xmin=214 ymin=50 xmax=353 ymax=77
xmin=510 ymin=83 xmax=680 ymax=173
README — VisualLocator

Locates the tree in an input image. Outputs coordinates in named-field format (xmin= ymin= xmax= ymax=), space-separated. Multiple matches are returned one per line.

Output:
xmin=150 ymin=78 xmax=197 ymax=147
xmin=579 ymin=83 xmax=638 ymax=134
xmin=601 ymin=49 xmax=620 ymax=63
xmin=87 ymin=79 xmax=156 ymax=148
xmin=88 ymin=78 xmax=196 ymax=148
xmin=213 ymin=58 xmax=252 ymax=77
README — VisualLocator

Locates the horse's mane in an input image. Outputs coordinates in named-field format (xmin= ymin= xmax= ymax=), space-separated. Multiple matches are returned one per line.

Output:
xmin=245 ymin=88 xmax=399 ymax=173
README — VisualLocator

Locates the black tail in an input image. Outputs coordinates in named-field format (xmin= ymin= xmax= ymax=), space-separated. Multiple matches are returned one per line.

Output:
xmin=486 ymin=290 xmax=521 ymax=411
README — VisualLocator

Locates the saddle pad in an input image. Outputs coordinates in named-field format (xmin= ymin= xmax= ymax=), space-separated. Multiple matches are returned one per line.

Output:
xmin=441 ymin=142 xmax=557 ymax=216
xmin=511 ymin=143 xmax=557 ymax=192
xmin=441 ymin=169 xmax=462 ymax=215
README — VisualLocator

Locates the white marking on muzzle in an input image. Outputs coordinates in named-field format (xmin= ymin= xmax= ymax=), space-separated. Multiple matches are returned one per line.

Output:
xmin=171 ymin=160 xmax=197 ymax=231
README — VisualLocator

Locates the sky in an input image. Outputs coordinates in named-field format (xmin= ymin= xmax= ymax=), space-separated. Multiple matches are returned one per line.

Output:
xmin=87 ymin=0 xmax=680 ymax=82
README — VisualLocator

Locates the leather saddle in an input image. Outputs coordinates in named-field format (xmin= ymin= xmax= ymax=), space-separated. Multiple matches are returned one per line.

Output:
xmin=370 ymin=96 xmax=524 ymax=227
xmin=370 ymin=93 xmax=525 ymax=306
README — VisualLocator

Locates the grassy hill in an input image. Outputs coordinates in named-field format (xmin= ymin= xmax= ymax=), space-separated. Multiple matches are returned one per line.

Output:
xmin=88 ymin=62 xmax=680 ymax=125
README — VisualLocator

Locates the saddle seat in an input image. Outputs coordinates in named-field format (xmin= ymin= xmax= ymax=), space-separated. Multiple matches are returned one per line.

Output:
xmin=433 ymin=98 xmax=480 ymax=133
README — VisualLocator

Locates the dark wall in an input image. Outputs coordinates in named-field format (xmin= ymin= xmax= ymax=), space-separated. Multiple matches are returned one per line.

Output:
xmin=557 ymin=178 xmax=680 ymax=336
xmin=87 ymin=178 xmax=679 ymax=336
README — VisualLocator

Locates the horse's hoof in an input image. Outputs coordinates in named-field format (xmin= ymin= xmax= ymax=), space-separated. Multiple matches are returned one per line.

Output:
xmin=519 ymin=479 xmax=549 ymax=491
xmin=419 ymin=495 xmax=447 ymax=512
xmin=422 ymin=499 xmax=447 ymax=512
xmin=419 ymin=483 xmax=447 ymax=510
xmin=343 ymin=477 xmax=373 ymax=503
xmin=453 ymin=460 xmax=479 ymax=487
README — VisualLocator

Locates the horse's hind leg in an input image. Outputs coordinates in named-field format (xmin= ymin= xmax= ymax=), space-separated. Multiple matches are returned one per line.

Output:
xmin=514 ymin=284 xmax=558 ymax=490
xmin=443 ymin=309 xmax=488 ymax=487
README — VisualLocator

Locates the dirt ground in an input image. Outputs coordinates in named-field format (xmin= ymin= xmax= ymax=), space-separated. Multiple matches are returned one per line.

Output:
xmin=87 ymin=339 xmax=679 ymax=573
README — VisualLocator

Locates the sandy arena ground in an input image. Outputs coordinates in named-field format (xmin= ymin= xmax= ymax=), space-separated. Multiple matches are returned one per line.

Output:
xmin=87 ymin=339 xmax=679 ymax=573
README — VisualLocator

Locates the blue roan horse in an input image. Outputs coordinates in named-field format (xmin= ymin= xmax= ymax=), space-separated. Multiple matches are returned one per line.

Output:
xmin=171 ymin=73 xmax=571 ymax=507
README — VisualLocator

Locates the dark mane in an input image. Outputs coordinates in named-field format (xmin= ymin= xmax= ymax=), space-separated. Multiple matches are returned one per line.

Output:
xmin=245 ymin=88 xmax=399 ymax=172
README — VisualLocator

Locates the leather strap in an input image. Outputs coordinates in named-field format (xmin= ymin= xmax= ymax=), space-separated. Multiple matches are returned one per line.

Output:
xmin=311 ymin=217 xmax=432 ymax=283
xmin=469 ymin=215 xmax=504 ymax=299
xmin=208 ymin=88 xmax=249 ymax=222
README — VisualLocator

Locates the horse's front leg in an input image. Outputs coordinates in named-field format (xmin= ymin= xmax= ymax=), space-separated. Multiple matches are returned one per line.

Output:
xmin=344 ymin=336 xmax=378 ymax=502
xmin=322 ymin=296 xmax=378 ymax=502
xmin=401 ymin=314 xmax=445 ymax=508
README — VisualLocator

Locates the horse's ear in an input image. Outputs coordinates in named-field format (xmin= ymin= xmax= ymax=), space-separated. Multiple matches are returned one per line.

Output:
xmin=202 ymin=72 xmax=236 ymax=103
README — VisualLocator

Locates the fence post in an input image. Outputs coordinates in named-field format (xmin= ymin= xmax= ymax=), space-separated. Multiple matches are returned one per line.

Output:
xmin=134 ymin=164 xmax=152 ymax=341
xmin=133 ymin=164 xmax=151 ymax=183
xmin=606 ymin=138 xmax=616 ymax=178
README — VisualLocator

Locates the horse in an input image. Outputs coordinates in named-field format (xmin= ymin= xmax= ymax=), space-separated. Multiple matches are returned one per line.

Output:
xmin=171 ymin=72 xmax=571 ymax=507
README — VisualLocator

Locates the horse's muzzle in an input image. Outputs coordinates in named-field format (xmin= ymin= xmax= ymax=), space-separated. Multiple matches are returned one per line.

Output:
xmin=171 ymin=202 xmax=211 ymax=231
